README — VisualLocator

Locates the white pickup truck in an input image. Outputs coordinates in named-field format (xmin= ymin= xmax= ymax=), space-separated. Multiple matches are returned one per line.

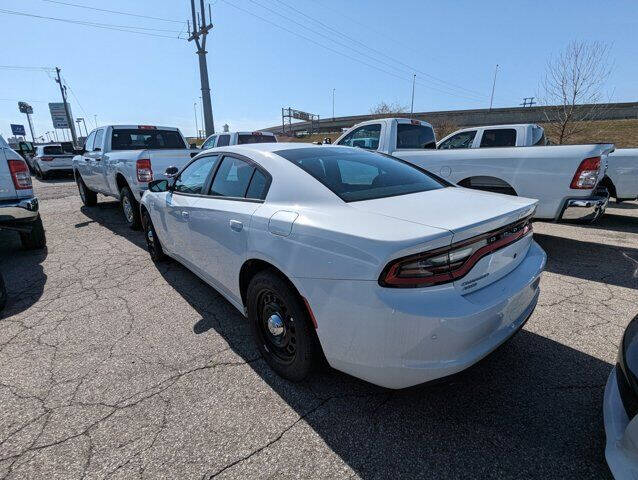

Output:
xmin=199 ymin=130 xmax=277 ymax=150
xmin=335 ymin=118 xmax=614 ymax=221
xmin=0 ymin=135 xmax=46 ymax=249
xmin=438 ymin=123 xmax=638 ymax=202
xmin=73 ymin=125 xmax=197 ymax=228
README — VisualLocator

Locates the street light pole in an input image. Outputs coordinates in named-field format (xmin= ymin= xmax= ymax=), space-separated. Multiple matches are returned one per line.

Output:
xmin=489 ymin=64 xmax=499 ymax=111
xmin=410 ymin=74 xmax=416 ymax=118
xmin=194 ymin=102 xmax=199 ymax=139
xmin=332 ymin=88 xmax=335 ymax=120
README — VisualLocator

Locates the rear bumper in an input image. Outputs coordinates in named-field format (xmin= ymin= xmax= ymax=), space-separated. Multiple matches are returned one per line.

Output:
xmin=39 ymin=162 xmax=73 ymax=172
xmin=559 ymin=192 xmax=609 ymax=222
xmin=0 ymin=197 xmax=39 ymax=224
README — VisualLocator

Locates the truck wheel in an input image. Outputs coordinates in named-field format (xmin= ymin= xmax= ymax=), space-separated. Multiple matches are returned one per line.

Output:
xmin=247 ymin=271 xmax=321 ymax=382
xmin=19 ymin=215 xmax=47 ymax=250
xmin=142 ymin=210 xmax=165 ymax=262
xmin=75 ymin=174 xmax=97 ymax=207
xmin=120 ymin=186 xmax=141 ymax=230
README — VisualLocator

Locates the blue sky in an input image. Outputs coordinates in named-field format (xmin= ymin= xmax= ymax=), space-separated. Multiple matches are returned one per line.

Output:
xmin=1 ymin=0 xmax=637 ymax=140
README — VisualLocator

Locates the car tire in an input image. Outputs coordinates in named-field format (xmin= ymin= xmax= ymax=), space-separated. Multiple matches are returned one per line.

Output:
xmin=19 ymin=215 xmax=46 ymax=250
xmin=75 ymin=174 xmax=97 ymax=207
xmin=120 ymin=185 xmax=141 ymax=230
xmin=141 ymin=210 xmax=165 ymax=262
xmin=35 ymin=165 xmax=43 ymax=180
xmin=0 ymin=272 xmax=6 ymax=312
xmin=247 ymin=271 xmax=321 ymax=382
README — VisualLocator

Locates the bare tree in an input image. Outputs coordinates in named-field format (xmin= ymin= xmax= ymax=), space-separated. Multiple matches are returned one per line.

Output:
xmin=430 ymin=119 xmax=459 ymax=139
xmin=540 ymin=40 xmax=613 ymax=144
xmin=369 ymin=101 xmax=407 ymax=116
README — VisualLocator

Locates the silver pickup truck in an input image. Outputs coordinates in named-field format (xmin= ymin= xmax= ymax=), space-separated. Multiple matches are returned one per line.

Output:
xmin=73 ymin=125 xmax=197 ymax=229
xmin=0 ymin=135 xmax=46 ymax=250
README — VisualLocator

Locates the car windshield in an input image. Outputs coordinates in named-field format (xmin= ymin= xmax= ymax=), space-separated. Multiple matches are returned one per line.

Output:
xmin=43 ymin=146 xmax=64 ymax=155
xmin=111 ymin=129 xmax=186 ymax=150
xmin=237 ymin=134 xmax=277 ymax=144
xmin=276 ymin=147 xmax=446 ymax=202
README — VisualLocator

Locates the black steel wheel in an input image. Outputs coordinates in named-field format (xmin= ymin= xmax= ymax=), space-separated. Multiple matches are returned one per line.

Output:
xmin=247 ymin=270 xmax=320 ymax=381
xmin=142 ymin=210 xmax=165 ymax=262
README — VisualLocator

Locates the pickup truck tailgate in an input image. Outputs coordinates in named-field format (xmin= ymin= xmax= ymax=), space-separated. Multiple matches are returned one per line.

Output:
xmin=147 ymin=149 xmax=195 ymax=179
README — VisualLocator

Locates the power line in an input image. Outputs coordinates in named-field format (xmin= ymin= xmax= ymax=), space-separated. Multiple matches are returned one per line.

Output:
xmin=42 ymin=0 xmax=186 ymax=24
xmin=270 ymin=0 xmax=487 ymax=99
xmin=61 ymin=75 xmax=92 ymax=129
xmin=0 ymin=8 xmax=185 ymax=39
xmin=0 ymin=65 xmax=55 ymax=71
xmin=245 ymin=0 xmax=485 ymax=102
xmin=221 ymin=0 xmax=484 ymax=103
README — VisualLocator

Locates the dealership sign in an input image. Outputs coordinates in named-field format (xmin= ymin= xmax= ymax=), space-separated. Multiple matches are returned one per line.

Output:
xmin=10 ymin=124 xmax=26 ymax=136
xmin=48 ymin=102 xmax=72 ymax=128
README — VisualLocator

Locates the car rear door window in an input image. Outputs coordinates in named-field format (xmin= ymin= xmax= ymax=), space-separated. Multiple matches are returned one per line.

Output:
xmin=337 ymin=124 xmax=381 ymax=150
xmin=480 ymin=129 xmax=517 ymax=147
xmin=438 ymin=131 xmax=476 ymax=149
xmin=396 ymin=123 xmax=436 ymax=149
xmin=245 ymin=169 xmax=269 ymax=200
xmin=210 ymin=157 xmax=255 ymax=198
xmin=173 ymin=155 xmax=219 ymax=195
xmin=216 ymin=135 xmax=230 ymax=147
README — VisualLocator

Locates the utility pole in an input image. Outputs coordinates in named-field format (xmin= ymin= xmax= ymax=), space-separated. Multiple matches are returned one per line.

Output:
xmin=188 ymin=0 xmax=214 ymax=136
xmin=54 ymin=67 xmax=78 ymax=147
xmin=81 ymin=118 xmax=88 ymax=136
xmin=410 ymin=74 xmax=416 ymax=118
xmin=94 ymin=114 xmax=98 ymax=128
xmin=332 ymin=88 xmax=335 ymax=120
xmin=489 ymin=64 xmax=499 ymax=111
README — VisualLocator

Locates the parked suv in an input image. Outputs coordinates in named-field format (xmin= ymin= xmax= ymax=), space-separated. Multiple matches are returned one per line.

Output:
xmin=31 ymin=144 xmax=74 ymax=179
xmin=0 ymin=136 xmax=46 ymax=250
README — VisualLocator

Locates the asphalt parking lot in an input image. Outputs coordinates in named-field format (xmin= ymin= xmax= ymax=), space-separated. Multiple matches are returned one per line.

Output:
xmin=1 ymin=177 xmax=637 ymax=479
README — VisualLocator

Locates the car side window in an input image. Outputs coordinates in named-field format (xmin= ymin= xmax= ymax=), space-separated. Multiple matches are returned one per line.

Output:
xmin=480 ymin=129 xmax=517 ymax=148
xmin=216 ymin=135 xmax=230 ymax=147
xmin=209 ymin=156 xmax=255 ymax=198
xmin=173 ymin=155 xmax=219 ymax=195
xmin=438 ymin=131 xmax=476 ymax=150
xmin=93 ymin=129 xmax=104 ymax=151
xmin=84 ymin=131 xmax=96 ymax=152
xmin=337 ymin=124 xmax=381 ymax=150
xmin=245 ymin=169 xmax=269 ymax=200
xmin=201 ymin=135 xmax=217 ymax=149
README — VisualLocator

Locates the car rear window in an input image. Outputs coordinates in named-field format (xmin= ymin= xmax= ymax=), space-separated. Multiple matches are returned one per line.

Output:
xmin=396 ymin=123 xmax=436 ymax=149
xmin=237 ymin=134 xmax=277 ymax=145
xmin=110 ymin=129 xmax=186 ymax=150
xmin=43 ymin=146 xmax=64 ymax=155
xmin=276 ymin=147 xmax=446 ymax=202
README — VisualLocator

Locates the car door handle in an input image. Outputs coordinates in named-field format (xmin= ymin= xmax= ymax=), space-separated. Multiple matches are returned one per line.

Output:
xmin=229 ymin=219 xmax=243 ymax=232
xmin=181 ymin=211 xmax=190 ymax=219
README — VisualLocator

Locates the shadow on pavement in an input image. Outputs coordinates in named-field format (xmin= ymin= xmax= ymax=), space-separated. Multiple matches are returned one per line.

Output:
xmin=0 ymin=230 xmax=47 ymax=319
xmin=156 ymin=258 xmax=613 ymax=479
xmin=83 ymin=195 xmax=616 ymax=478
xmin=535 ymin=233 xmax=638 ymax=289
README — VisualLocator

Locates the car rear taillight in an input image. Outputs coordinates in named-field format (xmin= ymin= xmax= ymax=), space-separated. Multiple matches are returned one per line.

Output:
xmin=40 ymin=156 xmax=54 ymax=162
xmin=136 ymin=158 xmax=153 ymax=183
xmin=379 ymin=219 xmax=533 ymax=288
xmin=7 ymin=159 xmax=32 ymax=190
xmin=570 ymin=156 xmax=601 ymax=189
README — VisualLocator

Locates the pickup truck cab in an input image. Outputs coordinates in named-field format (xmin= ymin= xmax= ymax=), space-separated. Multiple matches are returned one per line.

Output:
xmin=335 ymin=118 xmax=613 ymax=222
xmin=438 ymin=124 xmax=547 ymax=149
xmin=0 ymin=135 xmax=46 ymax=250
xmin=73 ymin=125 xmax=196 ymax=229
xmin=439 ymin=123 xmax=638 ymax=202
xmin=200 ymin=131 xmax=277 ymax=150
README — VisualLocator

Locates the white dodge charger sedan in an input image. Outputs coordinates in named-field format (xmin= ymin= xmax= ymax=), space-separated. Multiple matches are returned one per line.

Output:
xmin=140 ymin=144 xmax=546 ymax=389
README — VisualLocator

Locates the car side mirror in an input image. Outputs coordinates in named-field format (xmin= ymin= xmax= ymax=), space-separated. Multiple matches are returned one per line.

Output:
xmin=190 ymin=143 xmax=198 ymax=149
xmin=165 ymin=166 xmax=179 ymax=177
xmin=148 ymin=179 xmax=169 ymax=192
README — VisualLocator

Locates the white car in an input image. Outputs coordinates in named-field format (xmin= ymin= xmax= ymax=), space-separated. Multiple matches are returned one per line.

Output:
xmin=31 ymin=144 xmax=75 ymax=180
xmin=140 ymin=144 xmax=546 ymax=389
xmin=604 ymin=317 xmax=638 ymax=478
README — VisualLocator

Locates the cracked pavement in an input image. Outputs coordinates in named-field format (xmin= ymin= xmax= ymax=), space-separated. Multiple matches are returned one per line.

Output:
xmin=0 ymin=176 xmax=636 ymax=479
